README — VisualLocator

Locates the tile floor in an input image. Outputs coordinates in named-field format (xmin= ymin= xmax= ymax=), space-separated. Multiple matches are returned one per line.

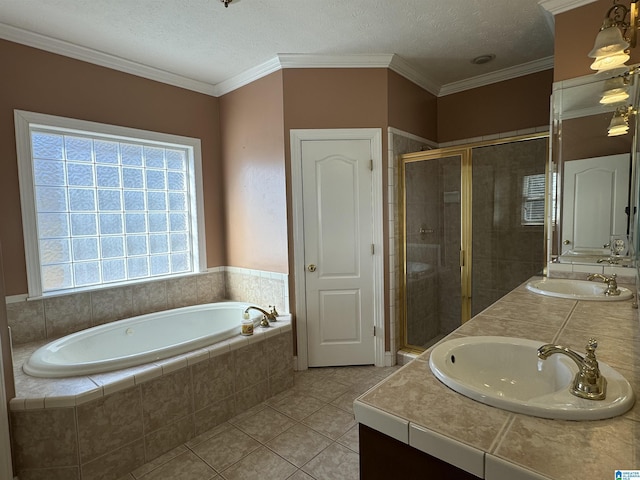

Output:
xmin=117 ymin=364 xmax=400 ymax=480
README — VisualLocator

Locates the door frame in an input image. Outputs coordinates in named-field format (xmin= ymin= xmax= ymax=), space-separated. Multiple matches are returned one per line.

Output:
xmin=291 ymin=128 xmax=384 ymax=370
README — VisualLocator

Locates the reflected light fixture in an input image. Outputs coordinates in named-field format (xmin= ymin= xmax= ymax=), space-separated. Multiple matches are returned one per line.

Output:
xmin=600 ymin=75 xmax=631 ymax=104
xmin=589 ymin=0 xmax=639 ymax=72
xmin=608 ymin=106 xmax=634 ymax=136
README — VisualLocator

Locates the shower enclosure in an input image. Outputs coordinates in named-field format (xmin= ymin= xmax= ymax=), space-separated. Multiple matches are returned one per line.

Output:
xmin=400 ymin=135 xmax=548 ymax=351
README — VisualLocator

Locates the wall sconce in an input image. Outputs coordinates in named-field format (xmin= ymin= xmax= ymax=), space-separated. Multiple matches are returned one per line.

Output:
xmin=600 ymin=75 xmax=631 ymax=104
xmin=589 ymin=0 xmax=639 ymax=72
xmin=608 ymin=105 xmax=634 ymax=136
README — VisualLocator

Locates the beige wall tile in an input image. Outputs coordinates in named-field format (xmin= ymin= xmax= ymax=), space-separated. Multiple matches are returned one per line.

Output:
xmin=267 ymin=331 xmax=293 ymax=376
xmin=76 ymin=386 xmax=143 ymax=463
xmin=234 ymin=341 xmax=268 ymax=392
xmin=193 ymin=395 xmax=235 ymax=436
xmin=7 ymin=299 xmax=46 ymax=345
xmin=141 ymin=370 xmax=193 ymax=432
xmin=16 ymin=466 xmax=80 ymax=480
xmin=191 ymin=351 xmax=234 ymax=410
xmin=90 ymin=287 xmax=133 ymax=326
xmin=234 ymin=380 xmax=268 ymax=413
xmin=10 ymin=408 xmax=78 ymax=469
xmin=44 ymin=292 xmax=92 ymax=337
xmin=166 ymin=276 xmax=197 ymax=310
xmin=144 ymin=415 xmax=195 ymax=462
xmin=131 ymin=281 xmax=167 ymax=316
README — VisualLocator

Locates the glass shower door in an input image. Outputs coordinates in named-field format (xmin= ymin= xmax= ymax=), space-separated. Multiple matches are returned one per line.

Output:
xmin=403 ymin=153 xmax=466 ymax=350
xmin=471 ymin=138 xmax=548 ymax=316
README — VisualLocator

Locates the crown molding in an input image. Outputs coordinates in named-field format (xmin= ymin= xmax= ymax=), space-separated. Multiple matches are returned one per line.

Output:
xmin=277 ymin=53 xmax=395 ymax=69
xmin=279 ymin=53 xmax=442 ymax=96
xmin=0 ymin=22 xmax=218 ymax=96
xmin=214 ymin=53 xmax=441 ymax=97
xmin=538 ymin=0 xmax=598 ymax=15
xmin=213 ymin=57 xmax=282 ymax=96
xmin=388 ymin=55 xmax=440 ymax=96
xmin=1 ymin=21 xmax=554 ymax=99
xmin=438 ymin=56 xmax=555 ymax=96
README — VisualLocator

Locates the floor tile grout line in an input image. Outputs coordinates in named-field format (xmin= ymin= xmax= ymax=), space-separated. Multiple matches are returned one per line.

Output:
xmin=127 ymin=365 xmax=400 ymax=480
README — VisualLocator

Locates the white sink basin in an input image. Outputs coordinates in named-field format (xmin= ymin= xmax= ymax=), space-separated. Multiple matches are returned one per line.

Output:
xmin=526 ymin=278 xmax=633 ymax=301
xmin=429 ymin=336 xmax=635 ymax=420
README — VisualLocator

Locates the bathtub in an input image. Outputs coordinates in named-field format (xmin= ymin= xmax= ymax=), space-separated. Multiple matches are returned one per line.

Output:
xmin=23 ymin=301 xmax=263 ymax=378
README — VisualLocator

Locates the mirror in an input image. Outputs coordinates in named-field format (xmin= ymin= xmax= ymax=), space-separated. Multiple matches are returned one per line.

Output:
xmin=550 ymin=68 xmax=639 ymax=268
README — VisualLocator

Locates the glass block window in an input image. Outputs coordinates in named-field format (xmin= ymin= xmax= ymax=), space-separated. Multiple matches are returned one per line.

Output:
xmin=14 ymin=110 xmax=205 ymax=297
xmin=521 ymin=173 xmax=546 ymax=226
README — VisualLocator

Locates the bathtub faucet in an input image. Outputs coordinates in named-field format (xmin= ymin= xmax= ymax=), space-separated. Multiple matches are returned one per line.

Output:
xmin=244 ymin=305 xmax=279 ymax=327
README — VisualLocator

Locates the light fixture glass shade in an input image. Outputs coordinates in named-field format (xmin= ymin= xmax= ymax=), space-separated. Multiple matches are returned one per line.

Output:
xmin=608 ymin=111 xmax=630 ymax=136
xmin=600 ymin=77 xmax=630 ymax=104
xmin=588 ymin=23 xmax=629 ymax=58
xmin=600 ymin=88 xmax=630 ymax=104
xmin=590 ymin=52 xmax=631 ymax=71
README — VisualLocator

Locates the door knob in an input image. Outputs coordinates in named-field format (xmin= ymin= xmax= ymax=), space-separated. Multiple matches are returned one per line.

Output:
xmin=563 ymin=240 xmax=571 ymax=245
xmin=307 ymin=264 xmax=317 ymax=272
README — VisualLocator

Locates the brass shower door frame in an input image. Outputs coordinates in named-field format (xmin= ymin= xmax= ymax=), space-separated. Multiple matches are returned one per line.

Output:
xmin=399 ymin=147 xmax=471 ymax=353
xmin=399 ymin=133 xmax=549 ymax=354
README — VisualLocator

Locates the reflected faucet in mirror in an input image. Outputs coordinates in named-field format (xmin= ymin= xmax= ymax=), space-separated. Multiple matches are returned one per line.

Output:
xmin=550 ymin=67 xmax=639 ymax=267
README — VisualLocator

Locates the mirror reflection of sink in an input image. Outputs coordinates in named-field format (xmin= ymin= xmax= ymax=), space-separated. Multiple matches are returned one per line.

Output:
xmin=429 ymin=336 xmax=635 ymax=420
xmin=526 ymin=278 xmax=633 ymax=301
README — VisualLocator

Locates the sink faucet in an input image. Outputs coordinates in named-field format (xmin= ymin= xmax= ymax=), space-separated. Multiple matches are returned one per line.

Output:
xmin=596 ymin=256 xmax=620 ymax=265
xmin=586 ymin=272 xmax=620 ymax=296
xmin=537 ymin=338 xmax=607 ymax=400
xmin=244 ymin=305 xmax=279 ymax=327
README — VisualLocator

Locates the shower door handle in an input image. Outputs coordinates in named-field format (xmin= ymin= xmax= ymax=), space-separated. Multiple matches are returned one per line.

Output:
xmin=307 ymin=264 xmax=317 ymax=272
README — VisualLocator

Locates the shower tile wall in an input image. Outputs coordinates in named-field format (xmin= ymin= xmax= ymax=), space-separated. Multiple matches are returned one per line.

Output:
xmin=438 ymin=160 xmax=463 ymax=337
xmin=7 ymin=267 xmax=288 ymax=346
xmin=471 ymin=138 xmax=547 ymax=315
xmin=388 ymin=129 xmax=434 ymax=352
xmin=404 ymin=156 xmax=462 ymax=348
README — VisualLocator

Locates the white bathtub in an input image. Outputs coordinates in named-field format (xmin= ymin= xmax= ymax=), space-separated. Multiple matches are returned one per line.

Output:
xmin=23 ymin=301 xmax=263 ymax=378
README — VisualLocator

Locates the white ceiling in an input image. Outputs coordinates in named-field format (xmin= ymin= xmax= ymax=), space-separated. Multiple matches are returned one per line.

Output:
xmin=0 ymin=0 xmax=567 ymax=97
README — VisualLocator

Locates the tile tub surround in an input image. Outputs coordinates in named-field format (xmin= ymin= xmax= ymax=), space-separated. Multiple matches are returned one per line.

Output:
xmin=10 ymin=318 xmax=294 ymax=480
xmin=7 ymin=267 xmax=289 ymax=346
xmin=355 ymin=277 xmax=640 ymax=480
xmin=116 ymin=364 xmax=400 ymax=480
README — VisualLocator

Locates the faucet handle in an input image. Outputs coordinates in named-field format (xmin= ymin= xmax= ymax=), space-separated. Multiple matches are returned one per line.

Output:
xmin=269 ymin=305 xmax=279 ymax=318
xmin=574 ymin=337 xmax=606 ymax=400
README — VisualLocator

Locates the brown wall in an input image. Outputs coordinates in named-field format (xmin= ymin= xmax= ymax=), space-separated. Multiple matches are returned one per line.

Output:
xmin=282 ymin=68 xmax=392 ymax=347
xmin=562 ymin=113 xmax=633 ymax=161
xmin=555 ymin=0 xmax=640 ymax=81
xmin=437 ymin=70 xmax=553 ymax=143
xmin=387 ymin=70 xmax=438 ymax=141
xmin=0 ymin=39 xmax=224 ymax=296
xmin=219 ymin=71 xmax=288 ymax=273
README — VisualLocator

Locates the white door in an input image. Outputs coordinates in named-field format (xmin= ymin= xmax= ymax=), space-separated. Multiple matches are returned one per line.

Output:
xmin=302 ymin=139 xmax=375 ymax=366
xmin=291 ymin=129 xmax=383 ymax=369
xmin=562 ymin=154 xmax=630 ymax=253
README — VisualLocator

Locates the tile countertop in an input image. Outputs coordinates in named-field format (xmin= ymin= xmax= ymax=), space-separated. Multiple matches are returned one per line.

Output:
xmin=354 ymin=277 xmax=640 ymax=480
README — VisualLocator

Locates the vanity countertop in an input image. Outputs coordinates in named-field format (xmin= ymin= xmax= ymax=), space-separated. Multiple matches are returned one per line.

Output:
xmin=354 ymin=277 xmax=640 ymax=480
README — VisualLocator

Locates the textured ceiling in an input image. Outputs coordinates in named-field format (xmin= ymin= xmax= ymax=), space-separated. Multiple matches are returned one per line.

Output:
xmin=0 ymin=0 xmax=555 ymax=94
